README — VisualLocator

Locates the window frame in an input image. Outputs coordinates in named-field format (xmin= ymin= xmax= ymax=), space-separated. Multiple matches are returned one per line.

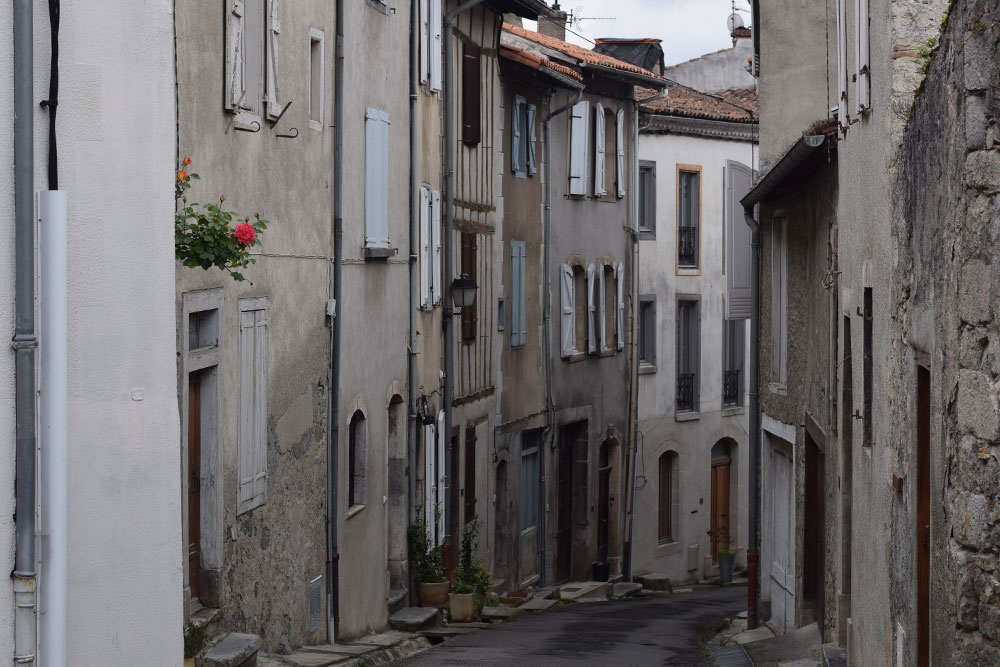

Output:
xmin=308 ymin=28 xmax=325 ymax=132
xmin=658 ymin=452 xmax=677 ymax=543
xmin=638 ymin=295 xmax=656 ymax=369
xmin=638 ymin=160 xmax=656 ymax=239
xmin=676 ymin=164 xmax=702 ymax=273
xmin=676 ymin=294 xmax=701 ymax=414
xmin=348 ymin=410 xmax=368 ymax=510
xmin=520 ymin=432 xmax=541 ymax=532
xmin=723 ymin=318 xmax=745 ymax=407
xmin=461 ymin=40 xmax=482 ymax=145
xmin=461 ymin=232 xmax=478 ymax=343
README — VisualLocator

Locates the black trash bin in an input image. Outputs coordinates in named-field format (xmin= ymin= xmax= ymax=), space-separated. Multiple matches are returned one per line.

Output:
xmin=591 ymin=561 xmax=610 ymax=582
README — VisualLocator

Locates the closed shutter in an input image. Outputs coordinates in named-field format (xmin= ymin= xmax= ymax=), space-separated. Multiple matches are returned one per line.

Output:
xmin=365 ymin=108 xmax=391 ymax=248
xmin=432 ymin=191 xmax=442 ymax=305
xmin=420 ymin=0 xmax=430 ymax=86
xmin=420 ymin=185 xmax=431 ymax=309
xmin=462 ymin=42 xmax=482 ymax=144
xmin=511 ymin=96 xmax=525 ymax=176
xmin=436 ymin=411 xmax=446 ymax=545
xmin=527 ymin=104 xmax=538 ymax=175
xmin=560 ymin=264 xmax=575 ymax=357
xmin=264 ymin=0 xmax=284 ymax=120
xmin=616 ymin=262 xmax=625 ymax=351
xmin=238 ymin=305 xmax=268 ymax=514
xmin=855 ymin=0 xmax=870 ymax=112
xmin=594 ymin=104 xmax=606 ymax=197
xmin=424 ymin=421 xmax=436 ymax=541
xmin=464 ymin=427 xmax=476 ymax=522
xmin=461 ymin=233 xmax=478 ymax=341
xmin=429 ymin=0 xmax=442 ymax=92
xmin=725 ymin=161 xmax=753 ymax=319
xmin=587 ymin=263 xmax=597 ymax=354
xmin=510 ymin=241 xmax=526 ymax=348
xmin=616 ymin=108 xmax=626 ymax=199
xmin=598 ymin=267 xmax=607 ymax=350
xmin=836 ymin=0 xmax=848 ymax=128
xmin=569 ymin=101 xmax=590 ymax=195
xmin=225 ymin=0 xmax=247 ymax=110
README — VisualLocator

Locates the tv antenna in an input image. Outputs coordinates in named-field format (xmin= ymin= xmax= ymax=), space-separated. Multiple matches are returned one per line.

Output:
xmin=728 ymin=0 xmax=751 ymax=44
xmin=564 ymin=6 xmax=616 ymax=32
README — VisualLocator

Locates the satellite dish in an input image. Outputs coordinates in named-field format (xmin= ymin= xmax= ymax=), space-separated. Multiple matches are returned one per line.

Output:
xmin=727 ymin=12 xmax=745 ymax=32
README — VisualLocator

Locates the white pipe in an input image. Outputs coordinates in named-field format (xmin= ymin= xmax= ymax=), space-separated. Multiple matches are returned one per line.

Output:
xmin=38 ymin=190 xmax=68 ymax=667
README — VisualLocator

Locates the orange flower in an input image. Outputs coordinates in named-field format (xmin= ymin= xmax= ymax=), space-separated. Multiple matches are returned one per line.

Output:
xmin=220 ymin=195 xmax=226 ymax=203
xmin=177 ymin=170 xmax=188 ymax=181
xmin=183 ymin=156 xmax=192 ymax=165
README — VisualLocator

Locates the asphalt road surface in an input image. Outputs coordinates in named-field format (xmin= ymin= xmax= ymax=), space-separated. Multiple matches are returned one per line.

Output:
xmin=394 ymin=585 xmax=746 ymax=667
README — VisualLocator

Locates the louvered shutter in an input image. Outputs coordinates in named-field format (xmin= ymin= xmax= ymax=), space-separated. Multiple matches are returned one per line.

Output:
xmin=725 ymin=161 xmax=753 ymax=319
xmin=264 ymin=0 xmax=284 ymax=120
xmin=616 ymin=108 xmax=626 ymax=199
xmin=238 ymin=305 xmax=268 ymax=514
xmin=587 ymin=264 xmax=597 ymax=354
xmin=569 ymin=101 xmax=589 ymax=195
xmin=511 ymin=96 xmax=525 ymax=176
xmin=436 ymin=411 xmax=446 ymax=545
xmin=560 ymin=264 xmax=575 ymax=357
xmin=420 ymin=0 xmax=430 ymax=86
xmin=365 ymin=108 xmax=390 ymax=248
xmin=594 ymin=104 xmax=606 ymax=197
xmin=226 ymin=0 xmax=247 ymax=110
xmin=616 ymin=263 xmax=625 ymax=351
xmin=527 ymin=104 xmax=538 ymax=175
xmin=516 ymin=242 xmax=527 ymax=345
xmin=836 ymin=0 xmax=848 ymax=128
xmin=429 ymin=0 xmax=442 ymax=92
xmin=424 ymin=421 xmax=436 ymax=541
xmin=253 ymin=311 xmax=268 ymax=505
xmin=420 ymin=186 xmax=431 ymax=309
xmin=432 ymin=191 xmax=442 ymax=305
xmin=598 ymin=267 xmax=607 ymax=350
xmin=510 ymin=241 xmax=526 ymax=348
xmin=855 ymin=0 xmax=870 ymax=113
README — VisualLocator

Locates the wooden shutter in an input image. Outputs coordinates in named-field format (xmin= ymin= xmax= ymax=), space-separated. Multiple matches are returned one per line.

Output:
xmin=462 ymin=42 xmax=482 ymax=144
xmin=569 ymin=101 xmax=589 ymax=195
xmin=598 ymin=267 xmax=607 ymax=350
xmin=587 ymin=264 xmax=596 ymax=354
xmin=616 ymin=262 xmax=625 ymax=351
xmin=424 ymin=421 xmax=436 ymax=540
xmin=560 ymin=264 xmax=575 ymax=357
xmin=432 ymin=191 xmax=442 ymax=305
xmin=264 ymin=0 xmax=284 ymax=120
xmin=511 ymin=96 xmax=525 ymax=176
xmin=461 ymin=233 xmax=478 ymax=341
xmin=527 ymin=104 xmax=538 ymax=175
xmin=420 ymin=185 xmax=431 ymax=308
xmin=429 ymin=0 xmax=442 ymax=92
xmin=436 ymin=411 xmax=446 ymax=545
xmin=616 ymin=108 xmax=626 ymax=199
xmin=238 ymin=305 xmax=268 ymax=514
xmin=365 ymin=108 xmax=390 ymax=248
xmin=725 ymin=161 xmax=753 ymax=319
xmin=594 ymin=104 xmax=606 ymax=197
xmin=855 ymin=0 xmax=870 ymax=112
xmin=464 ymin=427 xmax=476 ymax=522
xmin=225 ymin=0 xmax=247 ymax=110
xmin=510 ymin=241 xmax=526 ymax=348
xmin=420 ymin=0 xmax=430 ymax=86
xmin=836 ymin=0 xmax=848 ymax=128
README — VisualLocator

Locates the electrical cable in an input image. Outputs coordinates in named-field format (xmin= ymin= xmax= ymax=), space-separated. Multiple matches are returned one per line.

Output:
xmin=42 ymin=0 xmax=60 ymax=190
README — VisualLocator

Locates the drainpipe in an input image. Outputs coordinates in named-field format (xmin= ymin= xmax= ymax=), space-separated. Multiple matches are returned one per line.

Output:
xmin=743 ymin=205 xmax=761 ymax=629
xmin=327 ymin=0 xmax=345 ymax=643
xmin=624 ymin=98 xmax=641 ymax=583
xmin=408 ymin=0 xmax=419 ymax=526
xmin=442 ymin=0 xmax=485 ymax=550
xmin=13 ymin=0 xmax=38 ymax=663
xmin=541 ymin=85 xmax=583 ymax=585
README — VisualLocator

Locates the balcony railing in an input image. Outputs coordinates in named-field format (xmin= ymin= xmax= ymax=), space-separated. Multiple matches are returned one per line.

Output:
xmin=723 ymin=369 xmax=741 ymax=406
xmin=676 ymin=373 xmax=696 ymax=412
xmin=678 ymin=226 xmax=698 ymax=267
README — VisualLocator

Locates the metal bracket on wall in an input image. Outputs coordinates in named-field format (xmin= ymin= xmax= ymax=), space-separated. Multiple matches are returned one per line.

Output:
xmin=276 ymin=128 xmax=299 ymax=139
xmin=235 ymin=120 xmax=261 ymax=133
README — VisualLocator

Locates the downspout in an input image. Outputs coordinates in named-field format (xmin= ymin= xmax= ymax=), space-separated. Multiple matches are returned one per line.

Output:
xmin=442 ymin=0 xmax=486 ymax=549
xmin=13 ymin=0 xmax=38 ymax=663
xmin=408 ymin=0 xmax=419 ymax=526
xmin=327 ymin=0 xmax=345 ymax=643
xmin=743 ymin=205 xmax=761 ymax=630
xmin=541 ymin=85 xmax=583 ymax=585
xmin=624 ymin=99 xmax=640 ymax=583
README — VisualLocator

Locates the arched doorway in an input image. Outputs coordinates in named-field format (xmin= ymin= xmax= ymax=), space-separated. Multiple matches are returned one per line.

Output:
xmin=709 ymin=439 xmax=734 ymax=561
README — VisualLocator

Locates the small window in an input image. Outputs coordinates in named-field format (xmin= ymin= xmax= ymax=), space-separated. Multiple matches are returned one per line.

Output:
xmin=658 ymin=451 xmax=678 ymax=542
xmin=575 ymin=265 xmax=588 ymax=354
xmin=520 ymin=430 xmax=542 ymax=531
xmin=602 ymin=265 xmax=615 ymax=351
xmin=677 ymin=297 xmax=700 ymax=413
xmin=863 ymin=286 xmax=872 ymax=446
xmin=771 ymin=219 xmax=788 ymax=384
xmin=462 ymin=42 xmax=482 ymax=144
xmin=461 ymin=233 xmax=478 ymax=343
xmin=639 ymin=296 xmax=656 ymax=367
xmin=498 ymin=297 xmax=506 ymax=332
xmin=189 ymin=308 xmax=219 ymax=350
xmin=639 ymin=161 xmax=656 ymax=238
xmin=723 ymin=319 xmax=745 ymax=406
xmin=677 ymin=167 xmax=701 ymax=269
xmin=349 ymin=410 xmax=367 ymax=508
xmin=309 ymin=30 xmax=325 ymax=131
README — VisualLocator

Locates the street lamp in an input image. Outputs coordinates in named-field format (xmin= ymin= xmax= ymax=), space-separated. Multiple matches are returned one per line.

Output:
xmin=450 ymin=273 xmax=478 ymax=309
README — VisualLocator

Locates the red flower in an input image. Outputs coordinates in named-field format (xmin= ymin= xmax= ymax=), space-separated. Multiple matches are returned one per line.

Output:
xmin=183 ymin=156 xmax=192 ymax=165
xmin=177 ymin=170 xmax=188 ymax=181
xmin=233 ymin=223 xmax=256 ymax=246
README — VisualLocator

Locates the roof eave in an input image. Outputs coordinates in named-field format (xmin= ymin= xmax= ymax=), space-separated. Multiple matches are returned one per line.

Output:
xmin=741 ymin=132 xmax=833 ymax=209
xmin=490 ymin=0 xmax=552 ymax=19
xmin=581 ymin=62 xmax=667 ymax=90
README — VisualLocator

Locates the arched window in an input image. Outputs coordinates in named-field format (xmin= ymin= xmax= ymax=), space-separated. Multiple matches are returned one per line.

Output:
xmin=659 ymin=451 xmax=679 ymax=542
xmin=349 ymin=410 xmax=367 ymax=508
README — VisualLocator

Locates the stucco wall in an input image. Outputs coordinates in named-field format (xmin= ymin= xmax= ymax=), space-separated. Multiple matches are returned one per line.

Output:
xmin=665 ymin=36 xmax=756 ymax=94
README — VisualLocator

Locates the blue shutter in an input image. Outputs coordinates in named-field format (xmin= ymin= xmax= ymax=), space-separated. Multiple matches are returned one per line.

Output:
xmin=510 ymin=241 xmax=526 ymax=348
xmin=569 ymin=101 xmax=589 ymax=195
xmin=512 ymin=96 xmax=525 ymax=176
xmin=420 ymin=185 xmax=431 ymax=308
xmin=527 ymin=104 xmax=537 ymax=176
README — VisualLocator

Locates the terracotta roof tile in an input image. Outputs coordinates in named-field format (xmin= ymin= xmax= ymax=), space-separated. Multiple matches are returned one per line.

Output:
xmin=640 ymin=83 xmax=758 ymax=123
xmin=500 ymin=43 xmax=584 ymax=82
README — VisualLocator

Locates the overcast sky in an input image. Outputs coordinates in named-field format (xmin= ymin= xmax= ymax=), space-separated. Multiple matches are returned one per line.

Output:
xmin=523 ymin=0 xmax=753 ymax=66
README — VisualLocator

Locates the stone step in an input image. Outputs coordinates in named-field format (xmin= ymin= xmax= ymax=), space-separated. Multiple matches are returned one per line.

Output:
xmin=196 ymin=633 xmax=261 ymax=667
xmin=557 ymin=581 xmax=609 ymax=601
xmin=521 ymin=597 xmax=557 ymax=612
xmin=634 ymin=572 xmax=671 ymax=591
xmin=612 ymin=582 xmax=642 ymax=598
xmin=418 ymin=627 xmax=479 ymax=640
xmin=389 ymin=606 xmax=440 ymax=632
xmin=481 ymin=605 xmax=524 ymax=623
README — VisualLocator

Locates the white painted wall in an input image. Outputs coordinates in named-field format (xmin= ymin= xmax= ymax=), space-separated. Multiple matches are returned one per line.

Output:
xmin=665 ymin=37 xmax=756 ymax=93
xmin=0 ymin=0 xmax=182 ymax=664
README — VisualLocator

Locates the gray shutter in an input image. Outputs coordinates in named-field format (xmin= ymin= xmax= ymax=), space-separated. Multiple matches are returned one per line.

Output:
xmin=594 ymin=104 xmax=606 ymax=197
xmin=365 ymin=108 xmax=390 ymax=248
xmin=587 ymin=263 xmax=596 ymax=354
xmin=560 ymin=264 xmax=575 ymax=357
xmin=569 ymin=101 xmax=589 ymax=195
xmin=436 ymin=410 xmax=446 ymax=545
xmin=725 ymin=161 xmax=753 ymax=319
xmin=429 ymin=0 xmax=442 ymax=92
xmin=512 ymin=96 xmax=524 ymax=176
xmin=226 ymin=0 xmax=247 ymax=110
xmin=252 ymin=309 xmax=268 ymax=506
xmin=424 ymin=421 xmax=436 ymax=540
xmin=511 ymin=241 xmax=526 ymax=347
xmin=264 ymin=0 xmax=284 ymax=120
xmin=420 ymin=0 xmax=430 ymax=85
xmin=598 ymin=266 xmax=607 ymax=350
xmin=527 ymin=104 xmax=538 ymax=175
xmin=616 ymin=108 xmax=626 ymax=198
xmin=238 ymin=305 xmax=268 ymax=514
xmin=616 ymin=262 xmax=625 ymax=351
xmin=432 ymin=190 xmax=442 ymax=304
xmin=420 ymin=185 xmax=431 ymax=308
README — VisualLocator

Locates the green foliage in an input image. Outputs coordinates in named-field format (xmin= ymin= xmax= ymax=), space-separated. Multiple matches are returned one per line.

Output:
xmin=469 ymin=562 xmax=494 ymax=596
xmin=183 ymin=623 xmax=208 ymax=659
xmin=408 ymin=508 xmax=446 ymax=584
xmin=454 ymin=517 xmax=494 ymax=597
xmin=452 ymin=581 xmax=475 ymax=594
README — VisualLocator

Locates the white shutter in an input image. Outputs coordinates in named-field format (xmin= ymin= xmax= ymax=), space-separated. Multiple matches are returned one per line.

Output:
xmin=616 ymin=108 xmax=626 ymax=199
xmin=725 ymin=161 xmax=754 ymax=319
xmin=587 ymin=263 xmax=596 ymax=354
xmin=527 ymin=104 xmax=538 ymax=176
xmin=420 ymin=185 xmax=431 ymax=309
xmin=264 ymin=0 xmax=284 ymax=120
xmin=253 ymin=310 xmax=268 ymax=506
xmin=420 ymin=0 xmax=430 ymax=85
xmin=594 ymin=104 xmax=606 ymax=197
xmin=429 ymin=0 xmax=442 ymax=92
xmin=616 ymin=262 xmax=625 ymax=351
xmin=512 ymin=96 xmax=524 ymax=176
xmin=436 ymin=410 xmax=446 ymax=545
xmin=365 ymin=108 xmax=390 ymax=248
xmin=855 ymin=0 xmax=870 ymax=112
xmin=226 ymin=0 xmax=247 ymax=110
xmin=238 ymin=305 xmax=268 ymax=514
xmin=598 ymin=267 xmax=607 ymax=350
xmin=836 ymin=0 xmax=848 ymax=128
xmin=432 ymin=190 xmax=442 ymax=304
xmin=560 ymin=264 xmax=575 ymax=357
xmin=569 ymin=101 xmax=590 ymax=195
xmin=424 ymin=422 xmax=435 ymax=540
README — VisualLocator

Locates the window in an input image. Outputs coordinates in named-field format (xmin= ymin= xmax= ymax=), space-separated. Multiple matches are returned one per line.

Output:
xmin=511 ymin=96 xmax=537 ymax=178
xmin=836 ymin=0 xmax=848 ymax=127
xmin=616 ymin=108 xmax=626 ymax=199
xmin=569 ymin=100 xmax=590 ymax=195
xmin=365 ymin=108 xmax=391 ymax=250
xmin=770 ymin=219 xmax=788 ymax=385
xmin=616 ymin=263 xmax=625 ymax=351
xmin=676 ymin=297 xmax=700 ymax=413
xmin=863 ymin=287 xmax=872 ymax=447
xmin=601 ymin=265 xmax=614 ymax=351
xmin=593 ymin=103 xmax=607 ymax=197
xmin=308 ymin=29 xmax=324 ymax=131
xmin=560 ymin=264 xmax=577 ymax=357
xmin=677 ymin=167 xmax=701 ymax=269
xmin=639 ymin=161 xmax=656 ymax=238
xmin=658 ymin=452 xmax=678 ymax=542
xmin=464 ymin=426 xmax=477 ymax=522
xmin=420 ymin=0 xmax=443 ymax=91
xmin=461 ymin=233 xmax=478 ymax=342
xmin=724 ymin=161 xmax=753 ymax=319
xmin=520 ymin=430 xmax=541 ymax=531
xmin=724 ymin=319 xmax=745 ymax=406
xmin=349 ymin=410 xmax=367 ymax=508
xmin=498 ymin=297 xmax=506 ymax=332
xmin=419 ymin=185 xmax=442 ymax=308
xmin=462 ymin=42 xmax=482 ymax=144
xmin=594 ymin=105 xmax=616 ymax=199
xmin=225 ymin=0 xmax=284 ymax=122
xmin=585 ymin=264 xmax=596 ymax=354
xmin=510 ymin=241 xmax=526 ymax=348
xmin=638 ymin=296 xmax=656 ymax=367
xmin=855 ymin=0 xmax=870 ymax=113
xmin=238 ymin=298 xmax=268 ymax=514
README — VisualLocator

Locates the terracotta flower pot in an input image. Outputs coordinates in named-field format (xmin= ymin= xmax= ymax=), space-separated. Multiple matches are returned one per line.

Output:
xmin=418 ymin=581 xmax=450 ymax=608
xmin=449 ymin=592 xmax=477 ymax=622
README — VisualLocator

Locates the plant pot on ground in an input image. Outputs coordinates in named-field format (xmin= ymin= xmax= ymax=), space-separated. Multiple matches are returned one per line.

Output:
xmin=448 ymin=583 xmax=477 ymax=622
xmin=418 ymin=581 xmax=451 ymax=608
xmin=718 ymin=548 xmax=737 ymax=584
xmin=408 ymin=511 xmax=448 ymax=607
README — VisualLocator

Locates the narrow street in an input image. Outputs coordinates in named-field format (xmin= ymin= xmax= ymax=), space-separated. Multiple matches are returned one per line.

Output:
xmin=395 ymin=586 xmax=746 ymax=666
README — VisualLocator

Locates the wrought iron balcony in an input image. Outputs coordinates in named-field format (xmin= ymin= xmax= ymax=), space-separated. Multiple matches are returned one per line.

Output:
xmin=676 ymin=373 xmax=696 ymax=412
xmin=678 ymin=226 xmax=698 ymax=267
xmin=723 ymin=369 xmax=741 ymax=406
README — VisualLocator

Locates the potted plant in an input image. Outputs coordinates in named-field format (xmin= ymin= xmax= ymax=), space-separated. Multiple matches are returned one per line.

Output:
xmin=449 ymin=518 xmax=492 ymax=622
xmin=408 ymin=513 xmax=449 ymax=608
xmin=718 ymin=544 xmax=737 ymax=584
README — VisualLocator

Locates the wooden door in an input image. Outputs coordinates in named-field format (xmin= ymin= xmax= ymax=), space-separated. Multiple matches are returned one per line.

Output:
xmin=804 ymin=434 xmax=825 ymax=632
xmin=188 ymin=375 xmax=201 ymax=598
xmin=917 ymin=366 xmax=930 ymax=667
xmin=767 ymin=437 xmax=795 ymax=632
xmin=597 ymin=444 xmax=610 ymax=564
xmin=710 ymin=462 xmax=730 ymax=561
xmin=556 ymin=443 xmax=573 ymax=583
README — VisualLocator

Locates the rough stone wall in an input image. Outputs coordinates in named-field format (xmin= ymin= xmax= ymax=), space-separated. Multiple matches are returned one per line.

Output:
xmin=895 ymin=0 xmax=1000 ymax=662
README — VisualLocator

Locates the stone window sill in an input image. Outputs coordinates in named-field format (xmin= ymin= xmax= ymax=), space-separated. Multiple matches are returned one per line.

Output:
xmin=346 ymin=504 xmax=365 ymax=520
xmin=564 ymin=351 xmax=587 ymax=363
xmin=364 ymin=247 xmax=397 ymax=261
xmin=675 ymin=411 xmax=700 ymax=422
xmin=639 ymin=364 xmax=656 ymax=375
xmin=722 ymin=406 xmax=745 ymax=417
xmin=657 ymin=539 xmax=683 ymax=556
xmin=599 ymin=348 xmax=616 ymax=358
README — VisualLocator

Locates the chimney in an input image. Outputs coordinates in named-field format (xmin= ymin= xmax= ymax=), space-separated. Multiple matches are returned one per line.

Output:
xmin=538 ymin=2 xmax=567 ymax=42
xmin=505 ymin=12 xmax=523 ymax=28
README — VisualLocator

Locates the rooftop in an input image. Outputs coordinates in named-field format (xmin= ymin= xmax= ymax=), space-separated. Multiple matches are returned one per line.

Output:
xmin=640 ymin=83 xmax=758 ymax=123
